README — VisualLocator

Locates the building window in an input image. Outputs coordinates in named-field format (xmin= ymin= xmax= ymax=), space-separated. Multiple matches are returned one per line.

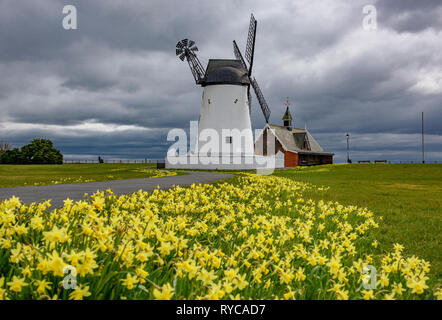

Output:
xmin=226 ymin=136 xmax=232 ymax=144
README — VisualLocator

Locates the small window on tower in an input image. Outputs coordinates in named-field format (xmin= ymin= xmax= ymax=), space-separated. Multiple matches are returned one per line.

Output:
xmin=226 ymin=136 xmax=232 ymax=144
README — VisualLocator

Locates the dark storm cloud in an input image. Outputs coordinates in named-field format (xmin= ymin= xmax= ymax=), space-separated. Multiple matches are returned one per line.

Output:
xmin=0 ymin=121 xmax=172 ymax=159
xmin=375 ymin=0 xmax=442 ymax=33
xmin=0 ymin=0 xmax=441 ymax=161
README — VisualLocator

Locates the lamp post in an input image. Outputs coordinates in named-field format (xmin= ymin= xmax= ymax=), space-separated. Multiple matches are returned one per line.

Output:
xmin=346 ymin=133 xmax=351 ymax=163
xmin=422 ymin=112 xmax=425 ymax=164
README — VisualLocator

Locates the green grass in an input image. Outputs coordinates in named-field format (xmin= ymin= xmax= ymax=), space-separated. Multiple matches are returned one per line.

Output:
xmin=0 ymin=163 xmax=172 ymax=188
xmin=273 ymin=164 xmax=442 ymax=278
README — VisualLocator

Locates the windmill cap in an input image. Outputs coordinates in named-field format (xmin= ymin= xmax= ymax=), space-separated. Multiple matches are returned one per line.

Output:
xmin=203 ymin=59 xmax=250 ymax=86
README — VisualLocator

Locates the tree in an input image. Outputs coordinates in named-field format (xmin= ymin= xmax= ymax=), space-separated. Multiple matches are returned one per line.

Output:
xmin=0 ymin=141 xmax=12 ymax=153
xmin=0 ymin=148 xmax=20 ymax=164
xmin=0 ymin=141 xmax=12 ymax=163
xmin=0 ymin=139 xmax=63 ymax=164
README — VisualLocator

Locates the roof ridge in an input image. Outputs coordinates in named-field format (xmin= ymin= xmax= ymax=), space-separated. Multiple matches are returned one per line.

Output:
xmin=268 ymin=124 xmax=306 ymax=131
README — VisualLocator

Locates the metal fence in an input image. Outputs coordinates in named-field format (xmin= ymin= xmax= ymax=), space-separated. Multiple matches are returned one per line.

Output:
xmin=63 ymin=159 xmax=165 ymax=164
xmin=355 ymin=160 xmax=440 ymax=164
xmin=63 ymin=159 xmax=440 ymax=164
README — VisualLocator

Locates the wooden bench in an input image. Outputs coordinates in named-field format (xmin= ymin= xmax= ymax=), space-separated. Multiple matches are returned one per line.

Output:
xmin=156 ymin=162 xmax=166 ymax=169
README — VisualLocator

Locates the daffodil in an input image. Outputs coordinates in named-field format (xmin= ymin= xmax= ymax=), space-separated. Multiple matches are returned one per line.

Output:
xmin=406 ymin=277 xmax=429 ymax=294
xmin=69 ymin=285 xmax=91 ymax=300
xmin=0 ymin=277 xmax=7 ymax=300
xmin=121 ymin=274 xmax=139 ymax=290
xmin=392 ymin=283 xmax=405 ymax=296
xmin=361 ymin=289 xmax=374 ymax=300
xmin=153 ymin=283 xmax=174 ymax=300
xmin=35 ymin=280 xmax=51 ymax=295
xmin=7 ymin=276 xmax=28 ymax=293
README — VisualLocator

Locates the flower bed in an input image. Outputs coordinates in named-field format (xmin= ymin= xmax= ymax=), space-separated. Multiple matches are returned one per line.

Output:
xmin=0 ymin=174 xmax=439 ymax=299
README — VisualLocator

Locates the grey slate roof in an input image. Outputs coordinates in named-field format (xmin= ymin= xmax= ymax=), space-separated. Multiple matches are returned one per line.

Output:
xmin=203 ymin=59 xmax=250 ymax=86
xmin=267 ymin=124 xmax=333 ymax=155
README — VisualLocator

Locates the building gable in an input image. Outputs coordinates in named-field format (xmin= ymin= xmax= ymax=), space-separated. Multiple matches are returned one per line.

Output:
xmin=255 ymin=124 xmax=332 ymax=156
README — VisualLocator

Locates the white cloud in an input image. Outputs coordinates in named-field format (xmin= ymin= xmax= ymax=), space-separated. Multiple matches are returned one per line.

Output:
xmin=0 ymin=121 xmax=151 ymax=136
xmin=410 ymin=69 xmax=442 ymax=94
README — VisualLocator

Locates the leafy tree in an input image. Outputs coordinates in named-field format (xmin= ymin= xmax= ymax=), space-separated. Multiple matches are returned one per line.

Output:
xmin=0 ymin=148 xmax=21 ymax=164
xmin=0 ymin=139 xmax=63 ymax=164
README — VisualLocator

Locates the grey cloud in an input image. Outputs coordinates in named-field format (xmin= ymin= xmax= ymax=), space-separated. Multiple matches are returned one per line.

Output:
xmin=375 ymin=0 xmax=442 ymax=33
xmin=0 ymin=0 xmax=441 ymax=162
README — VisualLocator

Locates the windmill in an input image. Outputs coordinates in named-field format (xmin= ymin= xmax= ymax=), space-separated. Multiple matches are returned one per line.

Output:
xmin=176 ymin=14 xmax=271 ymax=123
xmin=175 ymin=14 xmax=270 ymax=160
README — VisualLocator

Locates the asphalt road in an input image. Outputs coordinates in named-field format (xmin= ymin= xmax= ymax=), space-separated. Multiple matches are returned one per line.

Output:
xmin=0 ymin=171 xmax=233 ymax=207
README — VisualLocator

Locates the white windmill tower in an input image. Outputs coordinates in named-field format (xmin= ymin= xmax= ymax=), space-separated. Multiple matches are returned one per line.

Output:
xmin=172 ymin=14 xmax=271 ymax=168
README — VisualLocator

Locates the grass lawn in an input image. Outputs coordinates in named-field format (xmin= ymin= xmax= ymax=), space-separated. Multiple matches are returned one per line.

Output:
xmin=274 ymin=164 xmax=442 ymax=279
xmin=0 ymin=163 xmax=176 ymax=188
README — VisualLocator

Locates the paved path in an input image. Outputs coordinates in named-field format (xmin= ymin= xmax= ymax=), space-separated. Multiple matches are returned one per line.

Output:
xmin=0 ymin=171 xmax=233 ymax=207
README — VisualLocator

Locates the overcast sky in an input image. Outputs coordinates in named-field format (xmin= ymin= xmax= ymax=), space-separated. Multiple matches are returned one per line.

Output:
xmin=0 ymin=0 xmax=441 ymax=163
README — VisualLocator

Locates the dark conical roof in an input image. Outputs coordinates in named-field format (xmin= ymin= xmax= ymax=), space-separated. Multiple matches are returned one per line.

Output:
xmin=203 ymin=59 xmax=250 ymax=86
xmin=282 ymin=106 xmax=293 ymax=121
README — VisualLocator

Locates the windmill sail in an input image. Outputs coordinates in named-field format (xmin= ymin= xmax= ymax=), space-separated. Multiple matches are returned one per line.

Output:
xmin=176 ymin=39 xmax=206 ymax=84
xmin=245 ymin=14 xmax=257 ymax=74
xmin=233 ymin=41 xmax=248 ymax=72
xmin=251 ymin=77 xmax=271 ymax=123
xmin=232 ymin=14 xmax=270 ymax=121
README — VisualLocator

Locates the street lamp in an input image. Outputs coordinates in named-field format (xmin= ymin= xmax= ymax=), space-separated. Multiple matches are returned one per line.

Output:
xmin=346 ymin=133 xmax=351 ymax=163
xmin=422 ymin=112 xmax=425 ymax=164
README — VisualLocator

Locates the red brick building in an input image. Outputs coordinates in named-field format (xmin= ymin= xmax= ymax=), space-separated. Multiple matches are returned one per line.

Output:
xmin=255 ymin=105 xmax=333 ymax=167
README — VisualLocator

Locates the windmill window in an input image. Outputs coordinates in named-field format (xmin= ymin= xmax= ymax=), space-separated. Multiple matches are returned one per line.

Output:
xmin=208 ymin=99 xmax=211 ymax=104
xmin=226 ymin=136 xmax=233 ymax=144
